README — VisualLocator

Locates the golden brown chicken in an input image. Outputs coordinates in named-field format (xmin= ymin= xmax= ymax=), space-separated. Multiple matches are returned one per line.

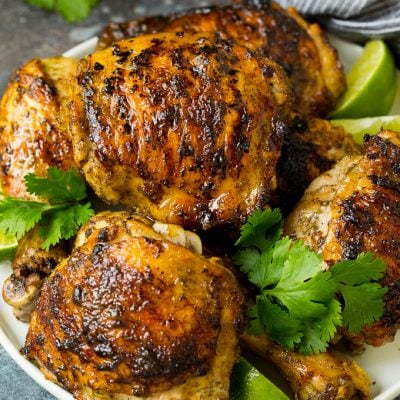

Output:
xmin=97 ymin=0 xmax=345 ymax=117
xmin=285 ymin=130 xmax=400 ymax=347
xmin=242 ymin=333 xmax=371 ymax=400
xmin=23 ymin=211 xmax=245 ymax=400
xmin=0 ymin=56 xmax=77 ymax=198
xmin=0 ymin=56 xmax=78 ymax=320
xmin=274 ymin=117 xmax=362 ymax=213
xmin=70 ymin=31 xmax=291 ymax=231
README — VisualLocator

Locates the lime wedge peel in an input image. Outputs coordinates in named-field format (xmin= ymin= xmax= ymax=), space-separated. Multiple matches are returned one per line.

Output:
xmin=331 ymin=115 xmax=400 ymax=144
xmin=230 ymin=358 xmax=289 ymax=400
xmin=0 ymin=233 xmax=18 ymax=262
xmin=330 ymin=40 xmax=397 ymax=119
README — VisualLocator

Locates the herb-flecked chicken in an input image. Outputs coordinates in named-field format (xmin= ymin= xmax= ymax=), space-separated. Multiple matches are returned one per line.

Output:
xmin=285 ymin=130 xmax=400 ymax=347
xmin=70 ymin=31 xmax=291 ymax=231
xmin=97 ymin=0 xmax=345 ymax=117
xmin=0 ymin=56 xmax=77 ymax=321
xmin=0 ymin=56 xmax=77 ymax=198
xmin=23 ymin=211 xmax=245 ymax=400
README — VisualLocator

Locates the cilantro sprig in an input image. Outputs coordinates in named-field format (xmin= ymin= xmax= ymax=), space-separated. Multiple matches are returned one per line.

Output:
xmin=234 ymin=208 xmax=388 ymax=355
xmin=0 ymin=167 xmax=94 ymax=250
xmin=26 ymin=0 xmax=99 ymax=23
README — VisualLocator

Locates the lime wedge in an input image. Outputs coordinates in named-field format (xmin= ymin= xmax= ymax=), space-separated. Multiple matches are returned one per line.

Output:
xmin=0 ymin=232 xmax=17 ymax=261
xmin=230 ymin=358 xmax=289 ymax=400
xmin=330 ymin=40 xmax=397 ymax=119
xmin=331 ymin=115 xmax=400 ymax=144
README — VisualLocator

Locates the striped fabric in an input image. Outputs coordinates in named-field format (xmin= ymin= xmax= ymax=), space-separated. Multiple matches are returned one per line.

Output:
xmin=275 ymin=0 xmax=400 ymax=64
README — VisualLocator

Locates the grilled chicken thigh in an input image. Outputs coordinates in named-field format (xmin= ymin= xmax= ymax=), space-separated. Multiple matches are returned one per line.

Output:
xmin=285 ymin=130 xmax=400 ymax=346
xmin=23 ymin=211 xmax=245 ymax=400
xmin=0 ymin=56 xmax=78 ymax=320
xmin=70 ymin=32 xmax=291 ymax=231
xmin=97 ymin=0 xmax=345 ymax=117
xmin=0 ymin=56 xmax=77 ymax=198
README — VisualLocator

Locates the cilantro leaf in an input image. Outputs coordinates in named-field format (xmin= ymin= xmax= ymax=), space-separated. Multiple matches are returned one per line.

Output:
xmin=40 ymin=203 xmax=94 ymax=250
xmin=56 ymin=0 xmax=99 ymax=23
xmin=233 ymin=247 xmax=261 ymax=274
xmin=25 ymin=167 xmax=87 ymax=203
xmin=235 ymin=208 xmax=283 ymax=252
xmin=26 ymin=0 xmax=99 ymax=23
xmin=234 ymin=208 xmax=388 ymax=355
xmin=298 ymin=299 xmax=342 ymax=355
xmin=0 ymin=197 xmax=48 ymax=239
xmin=246 ymin=237 xmax=291 ymax=289
xmin=331 ymin=252 xmax=388 ymax=333
xmin=340 ymin=284 xmax=387 ymax=333
xmin=331 ymin=252 xmax=387 ymax=285
xmin=0 ymin=167 xmax=94 ymax=251
xmin=254 ymin=295 xmax=303 ymax=351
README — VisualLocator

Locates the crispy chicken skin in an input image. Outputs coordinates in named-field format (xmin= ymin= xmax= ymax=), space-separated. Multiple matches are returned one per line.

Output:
xmin=274 ymin=117 xmax=362 ymax=213
xmin=96 ymin=0 xmax=345 ymax=117
xmin=23 ymin=211 xmax=245 ymax=400
xmin=0 ymin=56 xmax=77 ymax=198
xmin=0 ymin=56 xmax=78 ymax=321
xmin=242 ymin=333 xmax=371 ymax=400
xmin=285 ymin=130 xmax=400 ymax=346
xmin=70 ymin=32 xmax=291 ymax=231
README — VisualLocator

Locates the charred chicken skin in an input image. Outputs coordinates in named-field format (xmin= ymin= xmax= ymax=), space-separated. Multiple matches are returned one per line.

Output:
xmin=274 ymin=117 xmax=362 ymax=213
xmin=0 ymin=56 xmax=77 ymax=199
xmin=97 ymin=0 xmax=345 ymax=117
xmin=70 ymin=31 xmax=291 ymax=231
xmin=0 ymin=56 xmax=78 ymax=320
xmin=285 ymin=130 xmax=400 ymax=347
xmin=23 ymin=211 xmax=245 ymax=400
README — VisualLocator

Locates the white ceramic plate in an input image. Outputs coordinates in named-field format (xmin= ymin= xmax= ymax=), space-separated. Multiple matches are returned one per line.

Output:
xmin=1 ymin=35 xmax=400 ymax=400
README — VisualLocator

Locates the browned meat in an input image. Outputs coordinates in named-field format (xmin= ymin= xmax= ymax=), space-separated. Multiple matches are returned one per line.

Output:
xmin=274 ymin=116 xmax=362 ymax=213
xmin=23 ymin=211 xmax=245 ymax=400
xmin=0 ymin=56 xmax=79 ymax=321
xmin=2 ymin=227 xmax=68 ymax=322
xmin=70 ymin=31 xmax=291 ymax=231
xmin=285 ymin=130 xmax=400 ymax=346
xmin=97 ymin=0 xmax=345 ymax=117
xmin=242 ymin=333 xmax=371 ymax=400
xmin=0 ymin=56 xmax=77 ymax=199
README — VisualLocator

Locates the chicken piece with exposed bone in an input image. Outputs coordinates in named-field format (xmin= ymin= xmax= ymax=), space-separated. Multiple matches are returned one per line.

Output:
xmin=97 ymin=0 xmax=345 ymax=117
xmin=2 ymin=227 xmax=68 ymax=322
xmin=242 ymin=333 xmax=371 ymax=400
xmin=285 ymin=130 xmax=400 ymax=347
xmin=70 ymin=31 xmax=291 ymax=231
xmin=23 ymin=211 xmax=245 ymax=400
xmin=0 ymin=56 xmax=78 ymax=321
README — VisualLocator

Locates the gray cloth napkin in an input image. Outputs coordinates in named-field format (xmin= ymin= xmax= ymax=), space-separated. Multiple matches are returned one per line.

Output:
xmin=275 ymin=0 xmax=400 ymax=65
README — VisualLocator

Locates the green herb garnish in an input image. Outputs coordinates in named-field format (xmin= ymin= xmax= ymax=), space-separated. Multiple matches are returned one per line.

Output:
xmin=0 ymin=167 xmax=94 ymax=250
xmin=234 ymin=208 xmax=387 ymax=355
xmin=26 ymin=0 xmax=99 ymax=23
